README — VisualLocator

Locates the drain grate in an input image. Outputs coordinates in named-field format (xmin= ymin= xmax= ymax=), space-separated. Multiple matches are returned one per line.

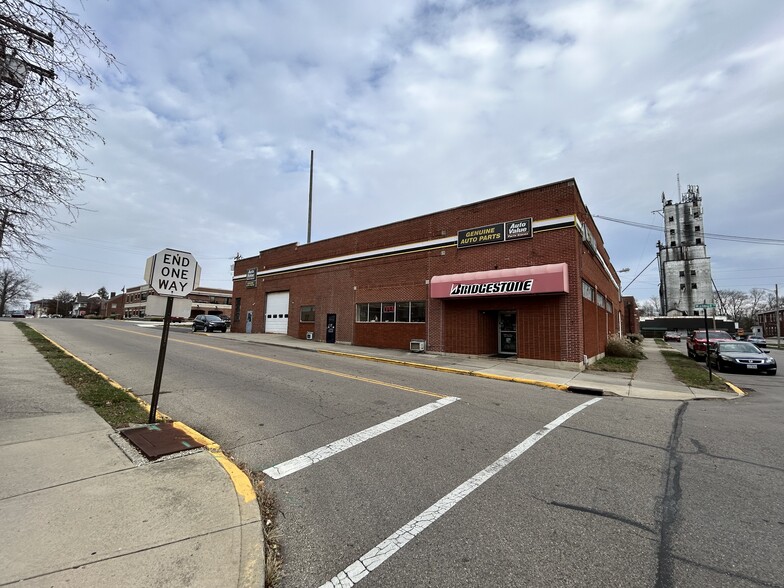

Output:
xmin=120 ymin=422 xmax=205 ymax=460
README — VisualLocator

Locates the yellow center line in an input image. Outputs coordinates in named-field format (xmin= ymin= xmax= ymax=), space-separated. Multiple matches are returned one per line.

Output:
xmin=100 ymin=324 xmax=446 ymax=398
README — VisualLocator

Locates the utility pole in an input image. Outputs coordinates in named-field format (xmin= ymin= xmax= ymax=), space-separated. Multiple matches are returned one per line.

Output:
xmin=0 ymin=15 xmax=55 ymax=87
xmin=776 ymin=284 xmax=781 ymax=348
xmin=307 ymin=150 xmax=314 ymax=244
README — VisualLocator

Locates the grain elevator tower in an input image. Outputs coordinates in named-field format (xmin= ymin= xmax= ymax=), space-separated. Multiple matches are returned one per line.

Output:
xmin=657 ymin=185 xmax=714 ymax=315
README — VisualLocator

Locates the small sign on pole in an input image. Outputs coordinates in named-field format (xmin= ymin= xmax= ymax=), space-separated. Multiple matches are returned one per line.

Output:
xmin=144 ymin=248 xmax=200 ymax=423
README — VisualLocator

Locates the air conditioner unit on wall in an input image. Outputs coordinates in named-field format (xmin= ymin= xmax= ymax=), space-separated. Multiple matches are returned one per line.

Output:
xmin=410 ymin=339 xmax=426 ymax=352
xmin=306 ymin=331 xmax=314 ymax=340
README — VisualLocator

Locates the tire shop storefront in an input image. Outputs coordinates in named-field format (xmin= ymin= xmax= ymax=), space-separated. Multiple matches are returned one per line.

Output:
xmin=232 ymin=178 xmax=623 ymax=369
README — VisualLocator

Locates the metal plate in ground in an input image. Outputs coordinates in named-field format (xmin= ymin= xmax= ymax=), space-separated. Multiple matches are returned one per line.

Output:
xmin=120 ymin=423 xmax=205 ymax=460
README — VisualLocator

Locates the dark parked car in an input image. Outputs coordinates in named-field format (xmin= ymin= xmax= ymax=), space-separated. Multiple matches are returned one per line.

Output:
xmin=192 ymin=314 xmax=227 ymax=333
xmin=664 ymin=331 xmax=681 ymax=342
xmin=746 ymin=335 xmax=767 ymax=348
xmin=708 ymin=341 xmax=776 ymax=375
xmin=687 ymin=330 xmax=734 ymax=361
xmin=219 ymin=314 xmax=231 ymax=327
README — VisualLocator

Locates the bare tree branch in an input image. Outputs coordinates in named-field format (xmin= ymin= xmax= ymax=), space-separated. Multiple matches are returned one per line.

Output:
xmin=1 ymin=0 xmax=116 ymax=260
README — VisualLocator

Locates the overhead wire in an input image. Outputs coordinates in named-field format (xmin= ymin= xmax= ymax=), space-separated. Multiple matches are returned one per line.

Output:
xmin=594 ymin=215 xmax=784 ymax=246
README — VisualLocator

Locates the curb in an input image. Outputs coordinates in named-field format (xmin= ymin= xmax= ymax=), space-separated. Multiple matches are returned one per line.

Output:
xmin=317 ymin=349 xmax=572 ymax=392
xmin=722 ymin=380 xmax=747 ymax=397
xmin=227 ymin=335 xmax=748 ymax=402
xmin=25 ymin=326 xmax=264 ymax=588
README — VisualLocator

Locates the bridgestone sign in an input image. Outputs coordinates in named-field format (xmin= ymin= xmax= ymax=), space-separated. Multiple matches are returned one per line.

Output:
xmin=449 ymin=280 xmax=534 ymax=296
xmin=144 ymin=248 xmax=201 ymax=297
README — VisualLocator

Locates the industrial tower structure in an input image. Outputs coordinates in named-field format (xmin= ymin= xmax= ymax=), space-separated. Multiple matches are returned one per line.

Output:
xmin=657 ymin=184 xmax=714 ymax=315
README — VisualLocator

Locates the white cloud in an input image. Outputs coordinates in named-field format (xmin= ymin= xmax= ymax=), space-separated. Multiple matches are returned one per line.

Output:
xmin=14 ymin=0 xmax=784 ymax=304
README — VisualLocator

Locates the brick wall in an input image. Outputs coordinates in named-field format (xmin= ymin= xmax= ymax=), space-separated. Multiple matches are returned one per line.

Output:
xmin=232 ymin=179 xmax=622 ymax=365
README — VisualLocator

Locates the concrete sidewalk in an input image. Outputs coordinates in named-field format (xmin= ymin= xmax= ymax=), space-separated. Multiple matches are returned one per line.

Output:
xmin=0 ymin=322 xmax=263 ymax=587
xmin=210 ymin=331 xmax=743 ymax=401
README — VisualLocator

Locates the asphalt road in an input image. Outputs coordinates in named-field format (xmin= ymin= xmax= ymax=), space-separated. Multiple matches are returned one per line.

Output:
xmin=22 ymin=319 xmax=784 ymax=587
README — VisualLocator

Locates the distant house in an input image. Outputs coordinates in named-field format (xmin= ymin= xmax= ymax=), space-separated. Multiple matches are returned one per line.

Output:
xmin=30 ymin=299 xmax=53 ymax=317
xmin=70 ymin=293 xmax=102 ymax=317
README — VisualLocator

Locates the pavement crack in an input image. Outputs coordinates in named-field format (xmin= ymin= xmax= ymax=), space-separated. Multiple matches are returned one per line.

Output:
xmin=671 ymin=554 xmax=783 ymax=588
xmin=687 ymin=437 xmax=784 ymax=474
xmin=546 ymin=500 xmax=655 ymax=535
xmin=655 ymin=401 xmax=687 ymax=588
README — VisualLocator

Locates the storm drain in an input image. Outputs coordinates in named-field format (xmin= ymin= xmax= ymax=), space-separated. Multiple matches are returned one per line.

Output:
xmin=120 ymin=422 xmax=205 ymax=460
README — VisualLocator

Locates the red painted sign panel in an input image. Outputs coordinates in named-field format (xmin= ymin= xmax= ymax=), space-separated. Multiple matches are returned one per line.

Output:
xmin=430 ymin=263 xmax=569 ymax=299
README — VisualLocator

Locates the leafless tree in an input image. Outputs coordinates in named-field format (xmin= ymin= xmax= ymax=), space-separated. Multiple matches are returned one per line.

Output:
xmin=0 ymin=266 xmax=37 ymax=314
xmin=747 ymin=288 xmax=769 ymax=320
xmin=0 ymin=1 xmax=115 ymax=260
xmin=638 ymin=296 xmax=661 ymax=317
xmin=716 ymin=289 xmax=749 ymax=324
xmin=47 ymin=287 xmax=72 ymax=315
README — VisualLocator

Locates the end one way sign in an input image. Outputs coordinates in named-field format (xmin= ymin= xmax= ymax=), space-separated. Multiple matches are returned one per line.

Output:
xmin=144 ymin=248 xmax=201 ymax=297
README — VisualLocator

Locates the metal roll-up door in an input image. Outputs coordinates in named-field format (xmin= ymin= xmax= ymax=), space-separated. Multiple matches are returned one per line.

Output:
xmin=265 ymin=292 xmax=290 ymax=334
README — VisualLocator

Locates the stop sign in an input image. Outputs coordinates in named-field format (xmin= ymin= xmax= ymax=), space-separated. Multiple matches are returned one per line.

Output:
xmin=144 ymin=248 xmax=201 ymax=297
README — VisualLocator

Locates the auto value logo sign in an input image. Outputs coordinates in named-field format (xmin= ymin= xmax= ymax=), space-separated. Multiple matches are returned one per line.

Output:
xmin=457 ymin=217 xmax=533 ymax=248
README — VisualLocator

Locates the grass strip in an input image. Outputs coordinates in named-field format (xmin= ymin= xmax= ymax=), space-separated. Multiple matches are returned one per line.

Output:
xmin=587 ymin=356 xmax=641 ymax=373
xmin=15 ymin=322 xmax=151 ymax=428
xmin=659 ymin=349 xmax=729 ymax=391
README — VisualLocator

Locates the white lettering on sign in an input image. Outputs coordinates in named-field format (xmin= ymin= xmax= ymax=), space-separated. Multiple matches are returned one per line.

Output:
xmin=449 ymin=280 xmax=534 ymax=296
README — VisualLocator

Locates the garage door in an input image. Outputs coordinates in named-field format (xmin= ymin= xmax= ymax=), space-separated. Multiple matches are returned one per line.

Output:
xmin=265 ymin=291 xmax=290 ymax=334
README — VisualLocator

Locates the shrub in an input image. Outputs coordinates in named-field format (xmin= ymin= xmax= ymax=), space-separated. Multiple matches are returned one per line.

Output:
xmin=606 ymin=335 xmax=645 ymax=359
xmin=627 ymin=333 xmax=644 ymax=344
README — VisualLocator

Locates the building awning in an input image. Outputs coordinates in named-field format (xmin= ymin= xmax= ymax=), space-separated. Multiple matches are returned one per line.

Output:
xmin=430 ymin=263 xmax=569 ymax=299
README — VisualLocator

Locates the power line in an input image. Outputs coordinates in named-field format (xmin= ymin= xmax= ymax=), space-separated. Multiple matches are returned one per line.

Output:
xmin=594 ymin=215 xmax=784 ymax=246
xmin=621 ymin=256 xmax=659 ymax=293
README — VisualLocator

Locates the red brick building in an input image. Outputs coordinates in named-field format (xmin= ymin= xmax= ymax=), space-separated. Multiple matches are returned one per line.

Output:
xmin=232 ymin=179 xmax=624 ymax=369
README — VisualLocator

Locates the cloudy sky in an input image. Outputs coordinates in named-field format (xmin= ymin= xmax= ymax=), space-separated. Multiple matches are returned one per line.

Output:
xmin=19 ymin=0 xmax=784 ymax=306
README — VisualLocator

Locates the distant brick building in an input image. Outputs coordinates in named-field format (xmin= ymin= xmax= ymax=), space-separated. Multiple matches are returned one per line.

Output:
xmin=99 ymin=292 xmax=125 ymax=319
xmin=623 ymin=296 xmax=640 ymax=335
xmin=232 ymin=179 xmax=624 ymax=369
xmin=123 ymin=285 xmax=232 ymax=319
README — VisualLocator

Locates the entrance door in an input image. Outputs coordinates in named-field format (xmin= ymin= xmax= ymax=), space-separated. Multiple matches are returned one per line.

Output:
xmin=498 ymin=311 xmax=517 ymax=355
xmin=326 ymin=313 xmax=336 ymax=343
xmin=245 ymin=311 xmax=253 ymax=334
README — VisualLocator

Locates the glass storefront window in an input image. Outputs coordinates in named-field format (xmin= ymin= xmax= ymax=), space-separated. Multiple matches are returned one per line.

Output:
xmin=382 ymin=302 xmax=395 ymax=322
xmin=300 ymin=305 xmax=315 ymax=322
xmin=355 ymin=301 xmax=426 ymax=323
xmin=410 ymin=301 xmax=426 ymax=323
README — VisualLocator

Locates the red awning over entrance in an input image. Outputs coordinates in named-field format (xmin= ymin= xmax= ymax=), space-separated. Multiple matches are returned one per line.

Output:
xmin=430 ymin=263 xmax=569 ymax=299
